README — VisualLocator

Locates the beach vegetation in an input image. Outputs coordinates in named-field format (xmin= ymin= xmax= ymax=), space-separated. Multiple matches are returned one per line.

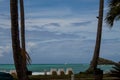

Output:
xmin=12 ymin=73 xmax=119 ymax=80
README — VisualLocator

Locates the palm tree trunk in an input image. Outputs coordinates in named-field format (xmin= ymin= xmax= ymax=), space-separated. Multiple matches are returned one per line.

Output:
xmin=20 ymin=0 xmax=25 ymax=49
xmin=10 ymin=0 xmax=27 ymax=80
xmin=20 ymin=0 xmax=29 ymax=79
xmin=87 ymin=0 xmax=104 ymax=72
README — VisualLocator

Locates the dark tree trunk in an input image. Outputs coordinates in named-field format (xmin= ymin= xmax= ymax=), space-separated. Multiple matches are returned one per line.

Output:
xmin=10 ymin=0 xmax=27 ymax=80
xmin=20 ymin=0 xmax=25 ymax=49
xmin=19 ymin=0 xmax=29 ymax=79
xmin=87 ymin=0 xmax=104 ymax=72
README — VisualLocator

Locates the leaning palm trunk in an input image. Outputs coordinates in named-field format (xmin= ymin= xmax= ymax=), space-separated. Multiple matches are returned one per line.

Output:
xmin=87 ymin=0 xmax=104 ymax=72
xmin=10 ymin=0 xmax=27 ymax=80
xmin=19 ymin=0 xmax=30 ymax=79
xmin=19 ymin=0 xmax=31 ymax=64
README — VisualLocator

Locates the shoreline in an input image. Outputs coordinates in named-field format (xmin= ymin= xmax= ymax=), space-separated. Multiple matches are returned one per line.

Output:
xmin=0 ymin=64 xmax=114 ymax=75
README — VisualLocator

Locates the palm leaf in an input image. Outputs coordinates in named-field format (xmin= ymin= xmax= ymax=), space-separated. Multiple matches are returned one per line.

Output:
xmin=105 ymin=0 xmax=120 ymax=27
xmin=109 ymin=0 xmax=120 ymax=7
xmin=112 ymin=66 xmax=120 ymax=71
xmin=110 ymin=62 xmax=120 ymax=78
xmin=21 ymin=48 xmax=31 ymax=65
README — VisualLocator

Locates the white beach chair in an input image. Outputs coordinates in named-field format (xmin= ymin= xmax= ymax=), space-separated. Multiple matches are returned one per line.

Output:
xmin=50 ymin=69 xmax=57 ymax=75
xmin=10 ymin=70 xmax=17 ymax=75
xmin=66 ymin=68 xmax=73 ymax=75
xmin=57 ymin=69 xmax=65 ymax=75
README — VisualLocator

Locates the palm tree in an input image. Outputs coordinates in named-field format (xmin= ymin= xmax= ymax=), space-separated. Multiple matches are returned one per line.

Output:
xmin=10 ymin=0 xmax=27 ymax=80
xmin=19 ymin=0 xmax=30 ymax=79
xmin=20 ymin=0 xmax=25 ymax=50
xmin=105 ymin=1 xmax=120 ymax=79
xmin=87 ymin=0 xmax=104 ymax=72
xmin=105 ymin=0 xmax=120 ymax=27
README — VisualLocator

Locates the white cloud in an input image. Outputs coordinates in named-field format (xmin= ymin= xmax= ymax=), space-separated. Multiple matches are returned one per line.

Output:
xmin=0 ymin=45 xmax=11 ymax=57
xmin=0 ymin=0 xmax=120 ymax=63
xmin=5 ymin=45 xmax=11 ymax=53
xmin=27 ymin=37 xmax=120 ymax=63
xmin=24 ymin=4 xmax=98 ymax=34
xmin=26 ymin=17 xmax=96 ymax=34
xmin=27 ymin=38 xmax=95 ymax=63
xmin=27 ymin=42 xmax=36 ymax=47
xmin=26 ymin=42 xmax=37 ymax=53
xmin=26 ymin=39 xmax=84 ymax=54
xmin=37 ymin=39 xmax=82 ymax=44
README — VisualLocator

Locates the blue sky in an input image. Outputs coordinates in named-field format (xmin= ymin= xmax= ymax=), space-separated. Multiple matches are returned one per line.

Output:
xmin=0 ymin=0 xmax=120 ymax=64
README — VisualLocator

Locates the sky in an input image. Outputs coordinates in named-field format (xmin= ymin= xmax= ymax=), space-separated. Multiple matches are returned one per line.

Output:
xmin=0 ymin=0 xmax=120 ymax=64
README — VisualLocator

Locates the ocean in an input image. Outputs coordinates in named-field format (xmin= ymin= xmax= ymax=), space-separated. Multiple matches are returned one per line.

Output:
xmin=0 ymin=64 xmax=114 ymax=74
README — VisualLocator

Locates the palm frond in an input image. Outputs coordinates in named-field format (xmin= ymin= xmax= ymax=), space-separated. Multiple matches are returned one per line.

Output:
xmin=105 ymin=11 xmax=115 ymax=27
xmin=112 ymin=66 xmax=120 ymax=71
xmin=25 ymin=51 xmax=31 ymax=64
xmin=109 ymin=0 xmax=120 ymax=7
xmin=110 ymin=62 xmax=120 ymax=78
xmin=105 ymin=0 xmax=120 ymax=27
xmin=21 ymin=48 xmax=31 ymax=65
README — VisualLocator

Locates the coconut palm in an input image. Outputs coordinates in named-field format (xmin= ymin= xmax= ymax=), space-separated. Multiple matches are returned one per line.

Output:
xmin=105 ymin=0 xmax=120 ymax=27
xmin=10 ymin=0 xmax=27 ymax=80
xmin=19 ymin=0 xmax=31 ymax=79
xmin=20 ymin=0 xmax=31 ymax=65
xmin=87 ymin=0 xmax=104 ymax=72
xmin=105 ymin=0 xmax=120 ymax=79
xmin=20 ymin=0 xmax=25 ymax=50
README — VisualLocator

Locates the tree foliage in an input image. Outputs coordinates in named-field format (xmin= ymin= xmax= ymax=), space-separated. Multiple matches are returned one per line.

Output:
xmin=105 ymin=0 xmax=120 ymax=27
xmin=110 ymin=62 xmax=120 ymax=78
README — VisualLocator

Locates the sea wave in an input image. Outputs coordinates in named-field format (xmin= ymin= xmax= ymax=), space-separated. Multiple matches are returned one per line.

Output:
xmin=32 ymin=72 xmax=50 ymax=75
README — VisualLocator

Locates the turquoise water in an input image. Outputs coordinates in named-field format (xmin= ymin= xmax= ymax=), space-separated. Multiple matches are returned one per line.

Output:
xmin=0 ymin=64 xmax=114 ymax=74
